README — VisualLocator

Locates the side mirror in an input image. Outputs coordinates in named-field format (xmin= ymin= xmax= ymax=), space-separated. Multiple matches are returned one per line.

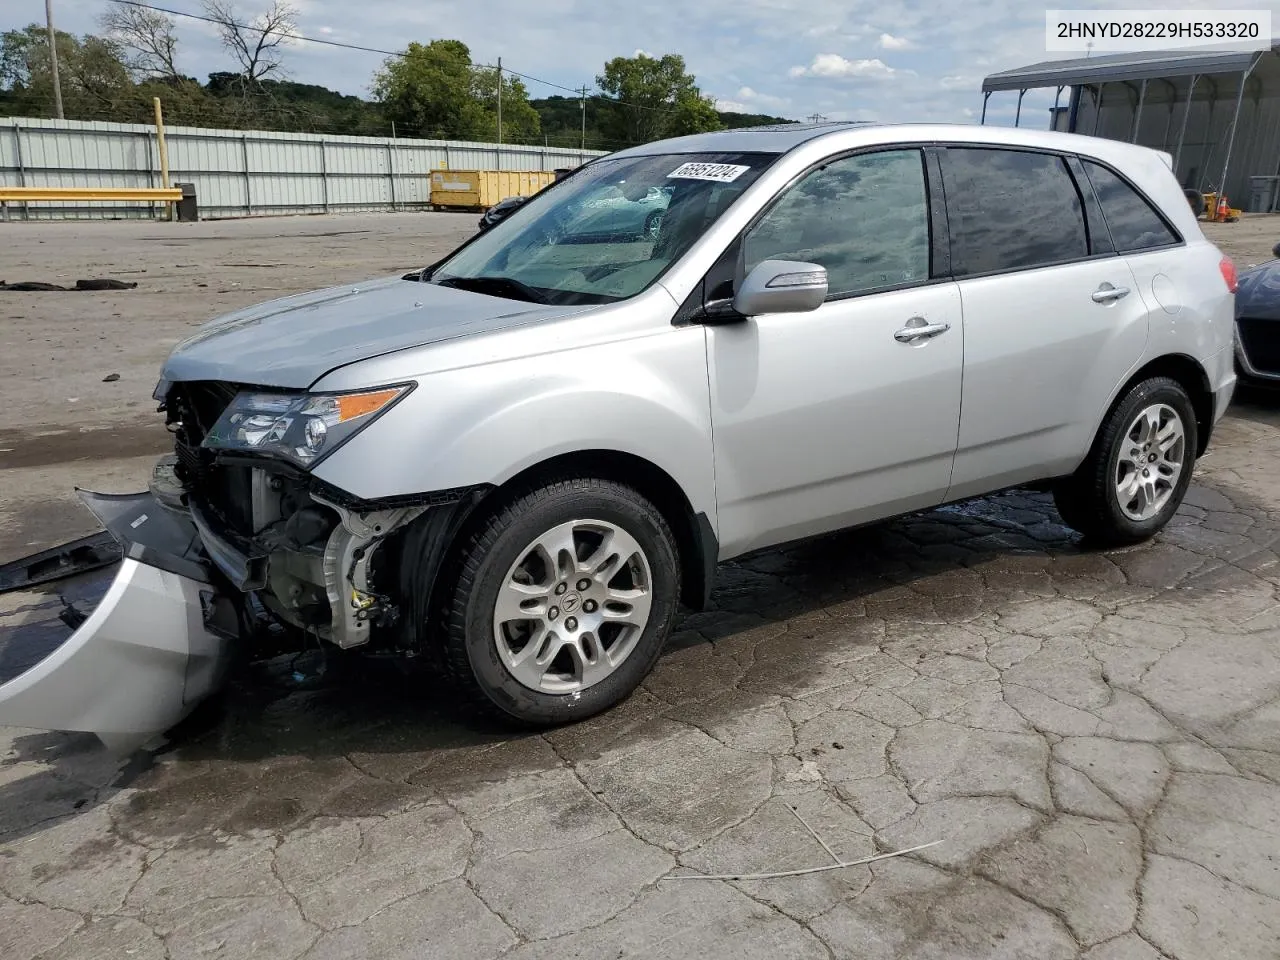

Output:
xmin=733 ymin=259 xmax=829 ymax=316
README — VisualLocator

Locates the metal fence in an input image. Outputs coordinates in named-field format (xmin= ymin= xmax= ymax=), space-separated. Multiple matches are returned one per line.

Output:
xmin=0 ymin=117 xmax=608 ymax=220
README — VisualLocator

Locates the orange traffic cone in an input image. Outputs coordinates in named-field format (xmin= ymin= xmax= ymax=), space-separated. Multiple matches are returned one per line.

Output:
xmin=1216 ymin=195 xmax=1229 ymax=221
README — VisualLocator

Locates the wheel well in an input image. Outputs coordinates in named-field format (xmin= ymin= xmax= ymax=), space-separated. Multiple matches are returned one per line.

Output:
xmin=487 ymin=450 xmax=714 ymax=611
xmin=1115 ymin=354 xmax=1214 ymax=455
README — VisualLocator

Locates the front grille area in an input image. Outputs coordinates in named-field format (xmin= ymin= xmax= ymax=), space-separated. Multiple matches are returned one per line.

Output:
xmin=1237 ymin=317 xmax=1280 ymax=376
xmin=166 ymin=381 xmax=256 ymax=536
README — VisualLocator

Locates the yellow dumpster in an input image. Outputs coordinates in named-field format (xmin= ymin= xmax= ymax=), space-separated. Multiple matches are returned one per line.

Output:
xmin=430 ymin=170 xmax=557 ymax=210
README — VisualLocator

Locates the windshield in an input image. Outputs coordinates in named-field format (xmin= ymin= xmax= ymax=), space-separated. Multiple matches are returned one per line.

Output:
xmin=429 ymin=152 xmax=778 ymax=305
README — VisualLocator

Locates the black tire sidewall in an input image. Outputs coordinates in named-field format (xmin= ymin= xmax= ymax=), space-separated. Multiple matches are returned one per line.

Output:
xmin=1097 ymin=378 xmax=1198 ymax=540
xmin=458 ymin=483 xmax=680 ymax=725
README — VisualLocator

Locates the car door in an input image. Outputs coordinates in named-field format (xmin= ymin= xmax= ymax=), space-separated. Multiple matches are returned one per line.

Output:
xmin=937 ymin=145 xmax=1150 ymax=500
xmin=705 ymin=147 xmax=964 ymax=558
xmin=1076 ymin=156 xmax=1200 ymax=346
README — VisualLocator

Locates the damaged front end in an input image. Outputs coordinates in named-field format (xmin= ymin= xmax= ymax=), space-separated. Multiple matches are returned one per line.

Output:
xmin=157 ymin=379 xmax=441 ymax=652
xmin=0 ymin=378 xmax=480 ymax=749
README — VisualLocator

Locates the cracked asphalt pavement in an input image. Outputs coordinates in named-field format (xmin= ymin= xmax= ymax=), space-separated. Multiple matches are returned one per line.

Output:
xmin=2 ymin=215 xmax=1280 ymax=959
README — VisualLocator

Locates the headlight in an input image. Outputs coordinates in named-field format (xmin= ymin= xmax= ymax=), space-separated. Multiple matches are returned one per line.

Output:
xmin=202 ymin=384 xmax=412 ymax=468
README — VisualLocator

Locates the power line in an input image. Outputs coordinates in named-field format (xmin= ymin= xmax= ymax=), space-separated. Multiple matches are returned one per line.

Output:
xmin=23 ymin=83 xmax=652 ymax=148
xmin=111 ymin=0 xmax=676 ymax=115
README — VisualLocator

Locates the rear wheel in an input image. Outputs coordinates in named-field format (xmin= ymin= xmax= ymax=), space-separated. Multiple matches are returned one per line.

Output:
xmin=1053 ymin=377 xmax=1198 ymax=546
xmin=643 ymin=210 xmax=663 ymax=240
xmin=441 ymin=478 xmax=681 ymax=726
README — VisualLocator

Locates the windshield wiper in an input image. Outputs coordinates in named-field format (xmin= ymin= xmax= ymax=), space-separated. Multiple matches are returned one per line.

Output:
xmin=432 ymin=275 xmax=549 ymax=304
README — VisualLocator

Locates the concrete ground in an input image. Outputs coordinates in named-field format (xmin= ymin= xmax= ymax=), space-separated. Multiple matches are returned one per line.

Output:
xmin=2 ymin=212 xmax=1279 ymax=960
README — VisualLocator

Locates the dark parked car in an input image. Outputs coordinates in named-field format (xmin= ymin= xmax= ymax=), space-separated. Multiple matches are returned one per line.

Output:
xmin=1233 ymin=240 xmax=1280 ymax=387
xmin=477 ymin=167 xmax=586 ymax=233
xmin=477 ymin=195 xmax=529 ymax=232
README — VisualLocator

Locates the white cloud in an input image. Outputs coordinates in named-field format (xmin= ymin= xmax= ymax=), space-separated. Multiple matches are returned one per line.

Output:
xmin=877 ymin=32 xmax=915 ymax=50
xmin=790 ymin=53 xmax=901 ymax=80
xmin=715 ymin=84 xmax=791 ymax=114
xmin=44 ymin=0 xmax=1097 ymax=133
xmin=736 ymin=85 xmax=790 ymax=108
xmin=823 ymin=107 xmax=881 ymax=122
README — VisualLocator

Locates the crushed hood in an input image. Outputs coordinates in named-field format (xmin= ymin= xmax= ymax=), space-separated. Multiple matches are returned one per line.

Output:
xmin=160 ymin=275 xmax=590 ymax=389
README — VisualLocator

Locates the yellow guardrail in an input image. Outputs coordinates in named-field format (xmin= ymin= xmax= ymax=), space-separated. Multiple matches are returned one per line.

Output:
xmin=0 ymin=187 xmax=184 ymax=203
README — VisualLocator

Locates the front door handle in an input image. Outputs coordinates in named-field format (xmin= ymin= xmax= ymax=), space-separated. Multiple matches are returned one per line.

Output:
xmin=1092 ymin=283 xmax=1131 ymax=303
xmin=894 ymin=319 xmax=951 ymax=343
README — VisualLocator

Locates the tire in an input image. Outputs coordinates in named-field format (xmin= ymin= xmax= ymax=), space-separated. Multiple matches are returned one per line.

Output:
xmin=1184 ymin=188 xmax=1205 ymax=218
xmin=643 ymin=210 xmax=662 ymax=240
xmin=1053 ymin=377 xmax=1198 ymax=547
xmin=441 ymin=477 xmax=681 ymax=726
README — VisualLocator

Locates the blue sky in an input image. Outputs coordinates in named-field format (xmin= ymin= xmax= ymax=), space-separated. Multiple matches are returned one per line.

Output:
xmin=9 ymin=0 xmax=1280 ymax=131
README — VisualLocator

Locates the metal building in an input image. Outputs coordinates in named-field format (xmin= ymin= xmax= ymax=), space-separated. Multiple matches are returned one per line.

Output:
xmin=981 ymin=42 xmax=1280 ymax=212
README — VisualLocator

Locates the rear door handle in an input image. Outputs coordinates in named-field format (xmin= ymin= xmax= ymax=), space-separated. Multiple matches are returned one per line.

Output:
xmin=1092 ymin=284 xmax=1130 ymax=303
xmin=894 ymin=320 xmax=951 ymax=343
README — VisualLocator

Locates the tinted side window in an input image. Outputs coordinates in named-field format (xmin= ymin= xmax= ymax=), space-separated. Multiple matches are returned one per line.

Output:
xmin=1082 ymin=160 xmax=1180 ymax=252
xmin=743 ymin=149 xmax=930 ymax=298
xmin=941 ymin=148 xmax=1088 ymax=276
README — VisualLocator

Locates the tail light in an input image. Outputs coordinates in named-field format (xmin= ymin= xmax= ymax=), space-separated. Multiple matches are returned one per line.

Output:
xmin=1220 ymin=255 xmax=1238 ymax=293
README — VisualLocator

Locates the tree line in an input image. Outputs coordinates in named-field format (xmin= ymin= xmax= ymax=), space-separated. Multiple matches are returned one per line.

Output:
xmin=0 ymin=1 xmax=791 ymax=151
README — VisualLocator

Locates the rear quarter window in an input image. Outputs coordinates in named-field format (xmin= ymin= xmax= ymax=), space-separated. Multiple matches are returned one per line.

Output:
xmin=1081 ymin=160 xmax=1180 ymax=253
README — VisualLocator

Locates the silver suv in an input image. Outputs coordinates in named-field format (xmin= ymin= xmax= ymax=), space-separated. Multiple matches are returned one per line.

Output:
xmin=0 ymin=122 xmax=1238 ymax=745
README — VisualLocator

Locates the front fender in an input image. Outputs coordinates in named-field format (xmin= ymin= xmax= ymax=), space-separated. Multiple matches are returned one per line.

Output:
xmin=309 ymin=326 xmax=717 ymax=524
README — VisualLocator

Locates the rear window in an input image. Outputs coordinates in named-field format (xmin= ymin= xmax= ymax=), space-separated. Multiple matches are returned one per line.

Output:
xmin=940 ymin=147 xmax=1089 ymax=276
xmin=1081 ymin=160 xmax=1180 ymax=252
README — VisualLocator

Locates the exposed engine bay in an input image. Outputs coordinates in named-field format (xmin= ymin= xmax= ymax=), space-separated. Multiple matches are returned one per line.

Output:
xmin=154 ymin=380 xmax=474 ymax=655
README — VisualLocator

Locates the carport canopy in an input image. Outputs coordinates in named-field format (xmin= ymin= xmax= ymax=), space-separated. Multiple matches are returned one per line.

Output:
xmin=981 ymin=47 xmax=1265 ymax=93
xmin=977 ymin=42 xmax=1280 ymax=211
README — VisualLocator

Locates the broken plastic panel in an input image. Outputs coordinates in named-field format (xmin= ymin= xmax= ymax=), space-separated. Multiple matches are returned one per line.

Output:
xmin=0 ymin=490 xmax=236 ymax=750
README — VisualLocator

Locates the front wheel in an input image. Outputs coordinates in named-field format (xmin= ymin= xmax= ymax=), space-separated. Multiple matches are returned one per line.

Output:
xmin=441 ymin=478 xmax=681 ymax=726
xmin=1053 ymin=377 xmax=1198 ymax=546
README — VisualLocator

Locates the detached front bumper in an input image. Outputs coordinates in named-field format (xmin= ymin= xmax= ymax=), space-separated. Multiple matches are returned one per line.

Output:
xmin=0 ymin=490 xmax=237 ymax=750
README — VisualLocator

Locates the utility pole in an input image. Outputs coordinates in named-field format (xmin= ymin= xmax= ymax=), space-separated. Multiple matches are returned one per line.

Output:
xmin=806 ymin=112 xmax=827 ymax=123
xmin=45 ymin=0 xmax=64 ymax=119
xmin=580 ymin=86 xmax=587 ymax=152
xmin=496 ymin=57 xmax=503 ymax=170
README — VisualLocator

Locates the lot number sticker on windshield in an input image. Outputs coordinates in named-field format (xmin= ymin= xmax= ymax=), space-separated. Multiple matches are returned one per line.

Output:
xmin=667 ymin=162 xmax=751 ymax=182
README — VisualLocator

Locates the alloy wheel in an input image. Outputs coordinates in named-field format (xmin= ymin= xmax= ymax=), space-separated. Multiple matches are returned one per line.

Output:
xmin=1114 ymin=402 xmax=1186 ymax=522
xmin=492 ymin=519 xmax=654 ymax=694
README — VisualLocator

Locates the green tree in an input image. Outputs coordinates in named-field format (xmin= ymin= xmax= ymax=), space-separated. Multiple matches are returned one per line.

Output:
xmin=372 ymin=39 xmax=540 ymax=143
xmin=373 ymin=39 xmax=477 ymax=139
xmin=470 ymin=67 xmax=541 ymax=143
xmin=0 ymin=24 xmax=133 ymax=120
xmin=595 ymin=53 xmax=723 ymax=144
